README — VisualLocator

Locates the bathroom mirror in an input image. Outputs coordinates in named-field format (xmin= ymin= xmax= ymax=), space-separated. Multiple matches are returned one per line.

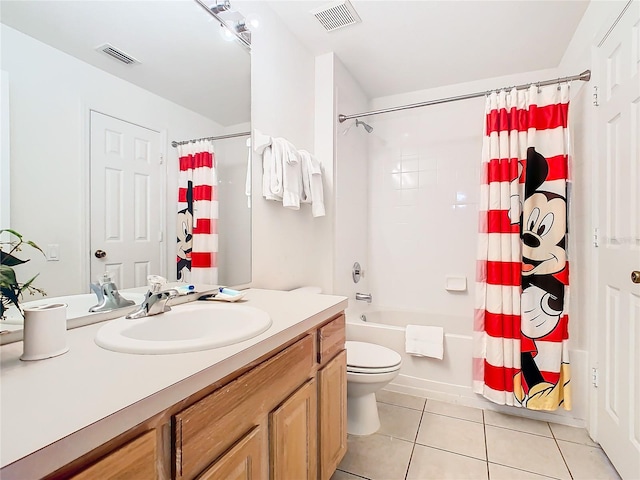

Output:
xmin=0 ymin=1 xmax=251 ymax=332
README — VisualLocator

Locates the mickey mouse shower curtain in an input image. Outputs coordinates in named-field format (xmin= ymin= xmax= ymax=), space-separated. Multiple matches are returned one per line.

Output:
xmin=176 ymin=140 xmax=218 ymax=284
xmin=473 ymin=84 xmax=571 ymax=411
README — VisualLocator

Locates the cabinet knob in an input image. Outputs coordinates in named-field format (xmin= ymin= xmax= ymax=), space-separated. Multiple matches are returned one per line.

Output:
xmin=632 ymin=270 xmax=640 ymax=284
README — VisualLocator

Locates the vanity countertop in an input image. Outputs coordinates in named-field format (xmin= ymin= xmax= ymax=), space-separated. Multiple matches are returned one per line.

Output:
xmin=0 ymin=288 xmax=348 ymax=478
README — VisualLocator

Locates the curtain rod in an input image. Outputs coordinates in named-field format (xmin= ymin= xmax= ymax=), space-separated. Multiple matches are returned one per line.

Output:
xmin=171 ymin=131 xmax=250 ymax=148
xmin=338 ymin=69 xmax=591 ymax=123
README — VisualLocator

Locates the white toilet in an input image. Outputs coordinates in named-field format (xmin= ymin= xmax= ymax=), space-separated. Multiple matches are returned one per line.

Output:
xmin=346 ymin=340 xmax=402 ymax=436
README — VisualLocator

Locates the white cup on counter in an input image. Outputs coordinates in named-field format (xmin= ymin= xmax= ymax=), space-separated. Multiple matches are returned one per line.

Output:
xmin=21 ymin=303 xmax=69 ymax=361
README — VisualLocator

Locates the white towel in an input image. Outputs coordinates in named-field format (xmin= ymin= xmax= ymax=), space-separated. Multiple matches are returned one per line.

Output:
xmin=405 ymin=325 xmax=444 ymax=360
xmin=298 ymin=149 xmax=326 ymax=217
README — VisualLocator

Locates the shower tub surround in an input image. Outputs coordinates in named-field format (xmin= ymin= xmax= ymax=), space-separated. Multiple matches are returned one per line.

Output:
xmin=345 ymin=302 xmax=588 ymax=427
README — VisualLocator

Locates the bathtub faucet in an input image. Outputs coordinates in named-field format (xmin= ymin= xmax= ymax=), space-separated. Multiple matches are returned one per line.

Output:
xmin=355 ymin=292 xmax=372 ymax=303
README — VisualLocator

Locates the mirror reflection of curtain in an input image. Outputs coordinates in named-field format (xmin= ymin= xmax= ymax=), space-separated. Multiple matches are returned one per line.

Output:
xmin=177 ymin=140 xmax=218 ymax=284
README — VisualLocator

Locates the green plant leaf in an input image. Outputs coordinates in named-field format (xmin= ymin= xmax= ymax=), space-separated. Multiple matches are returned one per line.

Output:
xmin=0 ymin=285 xmax=21 ymax=307
xmin=0 ymin=229 xmax=22 ymax=239
xmin=20 ymin=273 xmax=40 ymax=292
xmin=0 ymin=251 xmax=29 ymax=266
xmin=0 ymin=265 xmax=18 ymax=286
xmin=24 ymin=240 xmax=44 ymax=254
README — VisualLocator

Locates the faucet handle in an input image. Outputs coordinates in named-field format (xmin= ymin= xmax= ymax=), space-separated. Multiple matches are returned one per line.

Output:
xmin=99 ymin=272 xmax=113 ymax=285
xmin=147 ymin=275 xmax=168 ymax=293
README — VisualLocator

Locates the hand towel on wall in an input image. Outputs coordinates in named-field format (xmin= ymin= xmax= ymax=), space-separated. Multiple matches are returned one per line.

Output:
xmin=299 ymin=149 xmax=326 ymax=217
xmin=261 ymin=137 xmax=301 ymax=209
xmin=405 ymin=325 xmax=444 ymax=360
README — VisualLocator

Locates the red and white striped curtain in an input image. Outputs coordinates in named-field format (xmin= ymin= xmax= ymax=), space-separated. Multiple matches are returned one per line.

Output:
xmin=473 ymin=84 xmax=571 ymax=411
xmin=176 ymin=140 xmax=218 ymax=284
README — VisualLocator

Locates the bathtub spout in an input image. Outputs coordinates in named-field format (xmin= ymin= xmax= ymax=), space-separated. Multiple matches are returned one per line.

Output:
xmin=355 ymin=292 xmax=372 ymax=303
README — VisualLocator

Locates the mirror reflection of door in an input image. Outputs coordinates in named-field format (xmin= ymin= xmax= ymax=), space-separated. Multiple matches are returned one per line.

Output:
xmin=594 ymin=2 xmax=640 ymax=479
xmin=90 ymin=110 xmax=164 ymax=288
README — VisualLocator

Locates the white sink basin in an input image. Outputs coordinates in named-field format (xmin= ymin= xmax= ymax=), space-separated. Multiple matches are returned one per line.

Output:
xmin=0 ymin=293 xmax=145 ymax=326
xmin=95 ymin=302 xmax=272 ymax=354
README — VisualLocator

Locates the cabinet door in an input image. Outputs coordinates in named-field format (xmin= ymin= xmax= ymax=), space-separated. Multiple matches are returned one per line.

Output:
xmin=70 ymin=430 xmax=156 ymax=480
xmin=270 ymin=378 xmax=317 ymax=480
xmin=319 ymin=350 xmax=347 ymax=480
xmin=196 ymin=425 xmax=267 ymax=480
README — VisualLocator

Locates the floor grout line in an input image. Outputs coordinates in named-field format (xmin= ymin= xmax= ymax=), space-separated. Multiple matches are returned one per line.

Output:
xmin=403 ymin=403 xmax=427 ymax=480
xmin=483 ymin=410 xmax=490 ymax=479
xmin=487 ymin=461 xmax=563 ymax=480
xmin=336 ymin=469 xmax=370 ymax=480
xmin=550 ymin=423 xmax=574 ymax=480
xmin=484 ymin=422 xmax=556 ymax=439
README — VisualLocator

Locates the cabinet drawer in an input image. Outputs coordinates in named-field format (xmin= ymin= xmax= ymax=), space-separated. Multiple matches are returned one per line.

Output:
xmin=196 ymin=425 xmax=267 ymax=480
xmin=175 ymin=335 xmax=314 ymax=480
xmin=317 ymin=314 xmax=345 ymax=364
xmin=70 ymin=430 xmax=156 ymax=480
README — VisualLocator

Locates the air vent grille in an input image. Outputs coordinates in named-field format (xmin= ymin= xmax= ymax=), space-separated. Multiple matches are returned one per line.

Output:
xmin=97 ymin=44 xmax=140 ymax=65
xmin=312 ymin=1 xmax=361 ymax=32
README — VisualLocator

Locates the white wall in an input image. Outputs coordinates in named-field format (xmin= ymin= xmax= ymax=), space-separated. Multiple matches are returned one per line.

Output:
xmin=333 ymin=56 xmax=370 ymax=299
xmin=1 ymin=25 xmax=225 ymax=297
xmin=216 ymin=122 xmax=252 ymax=286
xmin=238 ymin=1 xmax=333 ymax=292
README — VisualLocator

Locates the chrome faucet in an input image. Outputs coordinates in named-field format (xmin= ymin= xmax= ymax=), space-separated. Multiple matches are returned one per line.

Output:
xmin=126 ymin=276 xmax=178 ymax=319
xmin=355 ymin=292 xmax=372 ymax=303
xmin=89 ymin=273 xmax=135 ymax=313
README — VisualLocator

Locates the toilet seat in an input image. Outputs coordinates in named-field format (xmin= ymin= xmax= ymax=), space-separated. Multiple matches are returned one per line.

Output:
xmin=346 ymin=341 xmax=402 ymax=373
xmin=347 ymin=364 xmax=401 ymax=375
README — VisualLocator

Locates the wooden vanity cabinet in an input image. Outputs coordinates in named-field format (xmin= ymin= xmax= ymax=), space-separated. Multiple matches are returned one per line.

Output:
xmin=68 ymin=430 xmax=157 ymax=480
xmin=195 ymin=425 xmax=267 ymax=480
xmin=270 ymin=378 xmax=318 ymax=480
xmin=174 ymin=334 xmax=315 ymax=480
xmin=47 ymin=311 xmax=346 ymax=480
xmin=318 ymin=349 xmax=347 ymax=480
xmin=317 ymin=315 xmax=347 ymax=480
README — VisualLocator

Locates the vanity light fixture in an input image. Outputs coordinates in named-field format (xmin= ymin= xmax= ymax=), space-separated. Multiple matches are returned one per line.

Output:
xmin=194 ymin=0 xmax=251 ymax=48
xmin=220 ymin=20 xmax=250 ymax=43
xmin=209 ymin=0 xmax=230 ymax=15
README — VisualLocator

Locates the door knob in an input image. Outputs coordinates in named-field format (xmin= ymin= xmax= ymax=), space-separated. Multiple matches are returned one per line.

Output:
xmin=94 ymin=249 xmax=107 ymax=259
xmin=632 ymin=271 xmax=640 ymax=284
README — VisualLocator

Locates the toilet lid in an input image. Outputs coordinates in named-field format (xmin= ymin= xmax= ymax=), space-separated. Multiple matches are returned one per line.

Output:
xmin=346 ymin=341 xmax=402 ymax=369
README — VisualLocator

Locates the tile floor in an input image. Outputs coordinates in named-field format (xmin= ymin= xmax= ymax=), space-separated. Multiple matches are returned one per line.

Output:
xmin=331 ymin=390 xmax=621 ymax=480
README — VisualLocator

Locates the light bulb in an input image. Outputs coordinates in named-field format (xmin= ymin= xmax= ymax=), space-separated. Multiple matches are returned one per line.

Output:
xmin=219 ymin=22 xmax=235 ymax=42
xmin=245 ymin=13 xmax=260 ymax=29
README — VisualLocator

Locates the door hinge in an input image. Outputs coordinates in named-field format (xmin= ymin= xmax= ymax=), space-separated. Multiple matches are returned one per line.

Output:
xmin=158 ymin=231 xmax=163 ymax=242
xmin=159 ymin=153 xmax=164 ymax=165
xmin=593 ymin=227 xmax=599 ymax=248
xmin=592 ymin=367 xmax=599 ymax=387
xmin=593 ymin=86 xmax=599 ymax=106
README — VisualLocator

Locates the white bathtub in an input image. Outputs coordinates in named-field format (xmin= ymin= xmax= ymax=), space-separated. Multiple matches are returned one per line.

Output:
xmin=344 ymin=302 xmax=589 ymax=426
xmin=345 ymin=303 xmax=474 ymax=400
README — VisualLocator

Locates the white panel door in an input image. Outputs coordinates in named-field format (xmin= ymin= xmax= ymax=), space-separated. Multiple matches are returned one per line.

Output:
xmin=90 ymin=111 xmax=163 ymax=288
xmin=595 ymin=3 xmax=640 ymax=479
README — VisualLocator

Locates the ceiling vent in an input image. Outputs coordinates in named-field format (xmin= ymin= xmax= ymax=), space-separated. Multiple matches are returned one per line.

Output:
xmin=311 ymin=0 xmax=361 ymax=32
xmin=96 ymin=44 xmax=140 ymax=65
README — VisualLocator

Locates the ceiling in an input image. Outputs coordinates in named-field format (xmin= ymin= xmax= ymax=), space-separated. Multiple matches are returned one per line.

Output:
xmin=0 ymin=0 xmax=251 ymax=126
xmin=1 ymin=1 xmax=591 ymax=121
xmin=265 ymin=0 xmax=591 ymax=98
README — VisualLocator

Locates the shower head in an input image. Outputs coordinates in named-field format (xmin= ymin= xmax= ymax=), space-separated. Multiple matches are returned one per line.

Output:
xmin=356 ymin=119 xmax=373 ymax=133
